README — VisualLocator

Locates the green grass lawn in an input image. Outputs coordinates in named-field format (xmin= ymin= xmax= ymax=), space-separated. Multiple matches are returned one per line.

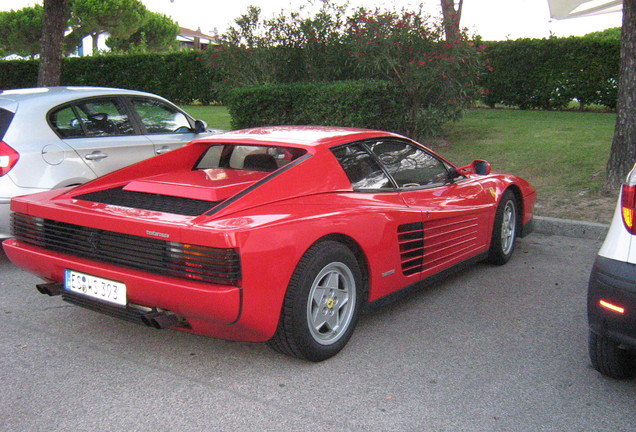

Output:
xmin=182 ymin=105 xmax=233 ymax=130
xmin=433 ymin=109 xmax=617 ymax=223
xmin=182 ymin=105 xmax=618 ymax=224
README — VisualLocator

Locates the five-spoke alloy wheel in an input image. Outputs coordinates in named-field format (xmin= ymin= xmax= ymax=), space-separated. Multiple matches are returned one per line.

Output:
xmin=268 ymin=241 xmax=363 ymax=361
xmin=487 ymin=189 xmax=519 ymax=265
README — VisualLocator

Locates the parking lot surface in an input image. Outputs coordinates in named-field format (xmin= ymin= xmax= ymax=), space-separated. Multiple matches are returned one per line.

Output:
xmin=1 ymin=233 xmax=634 ymax=432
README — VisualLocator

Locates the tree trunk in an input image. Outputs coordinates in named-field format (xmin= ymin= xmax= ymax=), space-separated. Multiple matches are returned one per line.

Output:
xmin=37 ymin=0 xmax=69 ymax=87
xmin=92 ymin=33 xmax=100 ymax=55
xmin=605 ymin=0 xmax=636 ymax=190
xmin=440 ymin=0 xmax=463 ymax=42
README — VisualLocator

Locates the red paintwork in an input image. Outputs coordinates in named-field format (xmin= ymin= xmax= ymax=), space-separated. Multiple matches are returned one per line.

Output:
xmin=2 ymin=126 xmax=536 ymax=343
xmin=124 ymin=169 xmax=269 ymax=201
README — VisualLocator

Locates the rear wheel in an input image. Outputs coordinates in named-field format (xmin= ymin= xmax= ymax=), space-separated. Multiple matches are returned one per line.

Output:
xmin=487 ymin=189 xmax=518 ymax=265
xmin=268 ymin=241 xmax=363 ymax=361
xmin=589 ymin=331 xmax=635 ymax=379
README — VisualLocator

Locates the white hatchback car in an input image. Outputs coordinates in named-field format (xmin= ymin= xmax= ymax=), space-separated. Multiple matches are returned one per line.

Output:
xmin=588 ymin=164 xmax=636 ymax=378
xmin=0 ymin=86 xmax=221 ymax=238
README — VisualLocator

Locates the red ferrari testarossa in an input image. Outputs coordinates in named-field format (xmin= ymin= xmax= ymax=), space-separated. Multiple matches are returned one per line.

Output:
xmin=3 ymin=126 xmax=536 ymax=361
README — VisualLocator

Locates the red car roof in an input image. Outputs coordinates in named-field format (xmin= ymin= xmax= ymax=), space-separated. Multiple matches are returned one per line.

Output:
xmin=192 ymin=126 xmax=404 ymax=149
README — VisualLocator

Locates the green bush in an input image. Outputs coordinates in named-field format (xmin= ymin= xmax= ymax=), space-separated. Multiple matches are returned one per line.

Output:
xmin=0 ymin=59 xmax=39 ymax=89
xmin=0 ymin=51 xmax=222 ymax=104
xmin=226 ymin=80 xmax=407 ymax=133
xmin=0 ymin=32 xmax=619 ymax=116
xmin=482 ymin=37 xmax=619 ymax=110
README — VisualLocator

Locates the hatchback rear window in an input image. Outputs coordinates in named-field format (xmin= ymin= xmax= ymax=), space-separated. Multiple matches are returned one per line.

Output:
xmin=0 ymin=108 xmax=14 ymax=140
xmin=196 ymin=144 xmax=307 ymax=172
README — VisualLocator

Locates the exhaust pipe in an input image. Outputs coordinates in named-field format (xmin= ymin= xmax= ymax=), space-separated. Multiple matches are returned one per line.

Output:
xmin=141 ymin=311 xmax=183 ymax=329
xmin=36 ymin=282 xmax=63 ymax=296
xmin=35 ymin=282 xmax=185 ymax=329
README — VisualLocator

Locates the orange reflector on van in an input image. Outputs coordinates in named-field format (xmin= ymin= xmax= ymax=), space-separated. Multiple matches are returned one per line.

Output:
xmin=599 ymin=299 xmax=625 ymax=314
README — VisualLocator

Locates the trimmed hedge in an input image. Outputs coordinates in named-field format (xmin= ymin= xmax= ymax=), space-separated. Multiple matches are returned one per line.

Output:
xmin=0 ymin=59 xmax=39 ymax=90
xmin=0 ymin=36 xmax=621 ymax=112
xmin=482 ymin=37 xmax=620 ymax=110
xmin=0 ymin=51 xmax=220 ymax=104
xmin=225 ymin=80 xmax=407 ymax=133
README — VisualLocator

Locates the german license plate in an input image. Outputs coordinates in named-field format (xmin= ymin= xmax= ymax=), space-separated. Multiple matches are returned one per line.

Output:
xmin=64 ymin=270 xmax=127 ymax=306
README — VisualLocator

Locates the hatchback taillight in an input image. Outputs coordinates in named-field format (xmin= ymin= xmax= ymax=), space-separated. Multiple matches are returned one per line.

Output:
xmin=621 ymin=167 xmax=636 ymax=234
xmin=0 ymin=141 xmax=19 ymax=177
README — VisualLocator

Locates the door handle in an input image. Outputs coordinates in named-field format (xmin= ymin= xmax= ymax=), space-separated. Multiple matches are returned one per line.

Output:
xmin=155 ymin=146 xmax=172 ymax=155
xmin=84 ymin=151 xmax=108 ymax=161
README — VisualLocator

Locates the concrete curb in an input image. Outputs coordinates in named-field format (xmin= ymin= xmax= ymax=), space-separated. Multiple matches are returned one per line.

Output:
xmin=533 ymin=216 xmax=609 ymax=241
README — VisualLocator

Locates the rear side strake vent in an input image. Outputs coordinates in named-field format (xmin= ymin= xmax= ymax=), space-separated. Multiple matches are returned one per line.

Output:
xmin=398 ymin=222 xmax=424 ymax=275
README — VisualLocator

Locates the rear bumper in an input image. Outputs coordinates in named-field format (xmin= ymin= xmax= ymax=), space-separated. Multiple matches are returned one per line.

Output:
xmin=1 ymin=238 xmax=264 ymax=340
xmin=588 ymin=255 xmax=636 ymax=350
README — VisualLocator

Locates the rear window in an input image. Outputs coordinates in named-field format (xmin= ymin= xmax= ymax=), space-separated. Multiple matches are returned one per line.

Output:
xmin=196 ymin=144 xmax=307 ymax=172
xmin=0 ymin=108 xmax=14 ymax=140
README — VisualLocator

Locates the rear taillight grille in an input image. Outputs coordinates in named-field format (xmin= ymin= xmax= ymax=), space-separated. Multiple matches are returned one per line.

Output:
xmin=11 ymin=213 xmax=241 ymax=286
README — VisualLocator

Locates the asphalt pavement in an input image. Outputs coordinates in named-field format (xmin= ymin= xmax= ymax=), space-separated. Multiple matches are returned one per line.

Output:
xmin=1 ymin=226 xmax=634 ymax=432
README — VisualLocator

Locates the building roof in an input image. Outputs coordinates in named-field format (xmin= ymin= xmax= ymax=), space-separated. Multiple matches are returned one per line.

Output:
xmin=178 ymin=27 xmax=217 ymax=44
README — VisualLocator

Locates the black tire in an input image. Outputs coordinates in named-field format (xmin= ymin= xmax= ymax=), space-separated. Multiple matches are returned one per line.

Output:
xmin=268 ymin=241 xmax=363 ymax=361
xmin=486 ymin=189 xmax=518 ymax=265
xmin=589 ymin=331 xmax=635 ymax=379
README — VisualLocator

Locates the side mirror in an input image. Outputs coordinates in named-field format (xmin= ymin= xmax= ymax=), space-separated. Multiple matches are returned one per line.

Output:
xmin=194 ymin=119 xmax=208 ymax=134
xmin=457 ymin=160 xmax=491 ymax=176
xmin=472 ymin=160 xmax=491 ymax=175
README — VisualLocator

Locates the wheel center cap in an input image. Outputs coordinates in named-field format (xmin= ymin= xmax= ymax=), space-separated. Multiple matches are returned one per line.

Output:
xmin=327 ymin=298 xmax=335 ymax=309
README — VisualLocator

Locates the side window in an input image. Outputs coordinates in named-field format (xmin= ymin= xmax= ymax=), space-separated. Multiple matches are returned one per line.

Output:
xmin=0 ymin=108 xmax=15 ymax=139
xmin=50 ymin=99 xmax=134 ymax=138
xmin=131 ymin=98 xmax=191 ymax=134
xmin=74 ymin=99 xmax=134 ymax=137
xmin=332 ymin=144 xmax=393 ymax=190
xmin=368 ymin=140 xmax=450 ymax=188
xmin=49 ymin=106 xmax=85 ymax=138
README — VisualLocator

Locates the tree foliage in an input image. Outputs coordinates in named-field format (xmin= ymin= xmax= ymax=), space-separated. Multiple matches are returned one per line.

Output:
xmin=66 ymin=0 xmax=148 ymax=53
xmin=0 ymin=0 xmax=180 ymax=57
xmin=209 ymin=3 xmax=483 ymax=137
xmin=0 ymin=5 xmax=44 ymax=57
xmin=106 ymin=11 xmax=179 ymax=53
xmin=344 ymin=7 xmax=482 ymax=136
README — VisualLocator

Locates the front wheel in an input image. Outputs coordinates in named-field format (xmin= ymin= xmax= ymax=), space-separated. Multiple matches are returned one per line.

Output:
xmin=268 ymin=241 xmax=363 ymax=361
xmin=486 ymin=189 xmax=518 ymax=265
